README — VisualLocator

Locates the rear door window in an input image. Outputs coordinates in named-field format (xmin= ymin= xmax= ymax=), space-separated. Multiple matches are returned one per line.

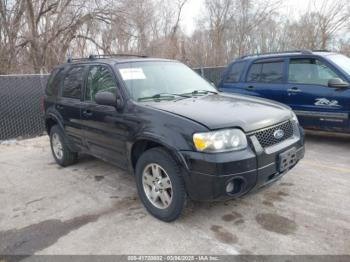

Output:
xmin=62 ymin=66 xmax=85 ymax=99
xmin=247 ymin=63 xmax=262 ymax=82
xmin=261 ymin=62 xmax=284 ymax=83
xmin=247 ymin=61 xmax=284 ymax=83
xmin=225 ymin=62 xmax=246 ymax=83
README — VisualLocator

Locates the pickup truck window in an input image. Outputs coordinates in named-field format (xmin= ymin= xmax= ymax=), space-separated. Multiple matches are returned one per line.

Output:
xmin=288 ymin=58 xmax=339 ymax=86
xmin=85 ymin=65 xmax=117 ymax=102
xmin=247 ymin=61 xmax=283 ymax=83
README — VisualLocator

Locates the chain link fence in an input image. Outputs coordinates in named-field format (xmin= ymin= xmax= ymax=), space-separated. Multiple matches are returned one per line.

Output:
xmin=193 ymin=66 xmax=226 ymax=86
xmin=0 ymin=66 xmax=226 ymax=141
xmin=0 ymin=74 xmax=49 ymax=140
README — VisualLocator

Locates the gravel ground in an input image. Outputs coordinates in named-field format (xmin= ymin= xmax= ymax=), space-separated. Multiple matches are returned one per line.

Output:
xmin=0 ymin=132 xmax=349 ymax=255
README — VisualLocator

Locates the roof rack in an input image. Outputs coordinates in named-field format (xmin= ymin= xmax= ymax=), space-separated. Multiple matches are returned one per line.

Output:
xmin=311 ymin=49 xmax=331 ymax=52
xmin=67 ymin=53 xmax=148 ymax=63
xmin=66 ymin=57 xmax=91 ymax=63
xmin=239 ymin=49 xmax=330 ymax=59
xmin=88 ymin=54 xmax=148 ymax=59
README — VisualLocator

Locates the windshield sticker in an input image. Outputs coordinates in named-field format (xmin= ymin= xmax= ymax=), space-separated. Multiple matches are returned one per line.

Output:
xmin=119 ymin=68 xmax=146 ymax=80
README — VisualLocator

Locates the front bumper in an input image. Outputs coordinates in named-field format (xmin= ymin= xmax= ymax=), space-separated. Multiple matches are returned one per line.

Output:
xmin=180 ymin=126 xmax=305 ymax=201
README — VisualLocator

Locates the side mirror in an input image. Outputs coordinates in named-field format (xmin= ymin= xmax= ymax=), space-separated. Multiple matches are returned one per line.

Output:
xmin=95 ymin=92 xmax=118 ymax=107
xmin=328 ymin=78 xmax=349 ymax=88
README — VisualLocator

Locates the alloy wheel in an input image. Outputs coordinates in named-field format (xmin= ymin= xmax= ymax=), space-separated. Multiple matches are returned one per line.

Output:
xmin=142 ymin=163 xmax=173 ymax=209
xmin=52 ymin=133 xmax=63 ymax=160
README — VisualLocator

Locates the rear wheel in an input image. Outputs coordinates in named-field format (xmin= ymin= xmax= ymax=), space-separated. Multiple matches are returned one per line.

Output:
xmin=135 ymin=148 xmax=186 ymax=222
xmin=50 ymin=125 xmax=78 ymax=167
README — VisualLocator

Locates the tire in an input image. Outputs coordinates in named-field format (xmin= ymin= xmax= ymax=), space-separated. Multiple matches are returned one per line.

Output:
xmin=135 ymin=147 xmax=186 ymax=222
xmin=50 ymin=125 xmax=78 ymax=167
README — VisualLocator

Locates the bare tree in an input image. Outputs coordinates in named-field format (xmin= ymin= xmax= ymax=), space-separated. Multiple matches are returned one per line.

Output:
xmin=315 ymin=0 xmax=349 ymax=49
xmin=229 ymin=0 xmax=281 ymax=57
xmin=20 ymin=0 xmax=99 ymax=73
xmin=200 ymin=0 xmax=233 ymax=66
xmin=2 ymin=0 xmax=350 ymax=74
xmin=144 ymin=0 xmax=189 ymax=60
xmin=0 ymin=0 xmax=25 ymax=74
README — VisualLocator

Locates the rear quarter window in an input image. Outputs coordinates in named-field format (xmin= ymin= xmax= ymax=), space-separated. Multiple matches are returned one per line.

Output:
xmin=46 ymin=68 xmax=64 ymax=96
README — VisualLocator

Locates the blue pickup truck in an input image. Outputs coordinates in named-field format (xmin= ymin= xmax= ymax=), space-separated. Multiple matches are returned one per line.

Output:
xmin=218 ymin=50 xmax=350 ymax=133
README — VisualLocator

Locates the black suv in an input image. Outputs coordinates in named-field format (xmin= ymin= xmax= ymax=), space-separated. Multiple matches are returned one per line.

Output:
xmin=44 ymin=55 xmax=305 ymax=221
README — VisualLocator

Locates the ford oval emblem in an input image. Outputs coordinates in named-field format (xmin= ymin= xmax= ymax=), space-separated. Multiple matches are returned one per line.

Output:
xmin=274 ymin=129 xmax=284 ymax=140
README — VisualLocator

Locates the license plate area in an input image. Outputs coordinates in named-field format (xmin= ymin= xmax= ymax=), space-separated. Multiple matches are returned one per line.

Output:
xmin=279 ymin=147 xmax=297 ymax=172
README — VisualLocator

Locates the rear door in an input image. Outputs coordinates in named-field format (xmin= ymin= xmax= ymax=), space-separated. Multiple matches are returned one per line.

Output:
xmin=285 ymin=57 xmax=350 ymax=131
xmin=56 ymin=65 xmax=87 ymax=150
xmin=80 ymin=64 xmax=129 ymax=169
xmin=243 ymin=59 xmax=288 ymax=103
xmin=221 ymin=58 xmax=289 ymax=104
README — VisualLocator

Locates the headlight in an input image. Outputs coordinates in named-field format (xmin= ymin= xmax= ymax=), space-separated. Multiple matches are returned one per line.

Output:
xmin=193 ymin=129 xmax=247 ymax=153
xmin=291 ymin=111 xmax=299 ymax=124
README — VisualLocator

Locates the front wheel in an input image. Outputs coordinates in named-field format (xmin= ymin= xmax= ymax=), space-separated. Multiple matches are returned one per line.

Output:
xmin=135 ymin=148 xmax=186 ymax=222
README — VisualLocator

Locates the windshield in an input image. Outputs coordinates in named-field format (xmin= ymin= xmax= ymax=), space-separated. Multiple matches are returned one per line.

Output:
xmin=327 ymin=54 xmax=350 ymax=75
xmin=116 ymin=61 xmax=217 ymax=101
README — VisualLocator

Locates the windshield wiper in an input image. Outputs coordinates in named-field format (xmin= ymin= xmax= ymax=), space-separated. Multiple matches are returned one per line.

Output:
xmin=182 ymin=90 xmax=218 ymax=96
xmin=138 ymin=93 xmax=191 ymax=101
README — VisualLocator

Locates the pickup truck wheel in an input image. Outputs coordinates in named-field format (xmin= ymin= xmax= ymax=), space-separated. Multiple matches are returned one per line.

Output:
xmin=50 ymin=125 xmax=78 ymax=167
xmin=135 ymin=148 xmax=186 ymax=222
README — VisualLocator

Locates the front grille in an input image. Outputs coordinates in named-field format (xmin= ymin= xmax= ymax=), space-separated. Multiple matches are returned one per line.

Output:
xmin=251 ymin=121 xmax=294 ymax=148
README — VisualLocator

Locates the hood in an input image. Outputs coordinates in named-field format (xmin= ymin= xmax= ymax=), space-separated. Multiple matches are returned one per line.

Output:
xmin=145 ymin=93 xmax=292 ymax=132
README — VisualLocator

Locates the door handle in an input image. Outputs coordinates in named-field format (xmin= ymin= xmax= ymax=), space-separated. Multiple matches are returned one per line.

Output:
xmin=245 ymin=85 xmax=255 ymax=90
xmin=287 ymin=87 xmax=301 ymax=93
xmin=56 ymin=105 xmax=64 ymax=110
xmin=82 ymin=109 xmax=93 ymax=117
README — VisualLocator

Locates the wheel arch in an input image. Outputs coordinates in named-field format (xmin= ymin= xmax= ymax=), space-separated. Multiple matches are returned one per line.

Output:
xmin=45 ymin=113 xmax=63 ymax=134
xmin=129 ymin=137 xmax=188 ymax=173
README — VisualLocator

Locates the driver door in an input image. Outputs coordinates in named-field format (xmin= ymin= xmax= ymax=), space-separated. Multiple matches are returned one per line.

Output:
xmin=285 ymin=57 xmax=350 ymax=131
xmin=80 ymin=64 xmax=129 ymax=169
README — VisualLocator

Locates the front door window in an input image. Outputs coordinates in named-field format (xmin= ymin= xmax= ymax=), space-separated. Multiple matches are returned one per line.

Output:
xmin=85 ymin=65 xmax=117 ymax=102
xmin=288 ymin=58 xmax=339 ymax=86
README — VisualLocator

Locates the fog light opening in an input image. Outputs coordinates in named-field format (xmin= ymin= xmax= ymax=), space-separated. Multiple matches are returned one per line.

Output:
xmin=226 ymin=178 xmax=244 ymax=195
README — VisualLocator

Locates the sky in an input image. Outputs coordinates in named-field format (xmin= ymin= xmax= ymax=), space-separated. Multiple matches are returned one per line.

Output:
xmin=180 ymin=0 xmax=315 ymax=35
